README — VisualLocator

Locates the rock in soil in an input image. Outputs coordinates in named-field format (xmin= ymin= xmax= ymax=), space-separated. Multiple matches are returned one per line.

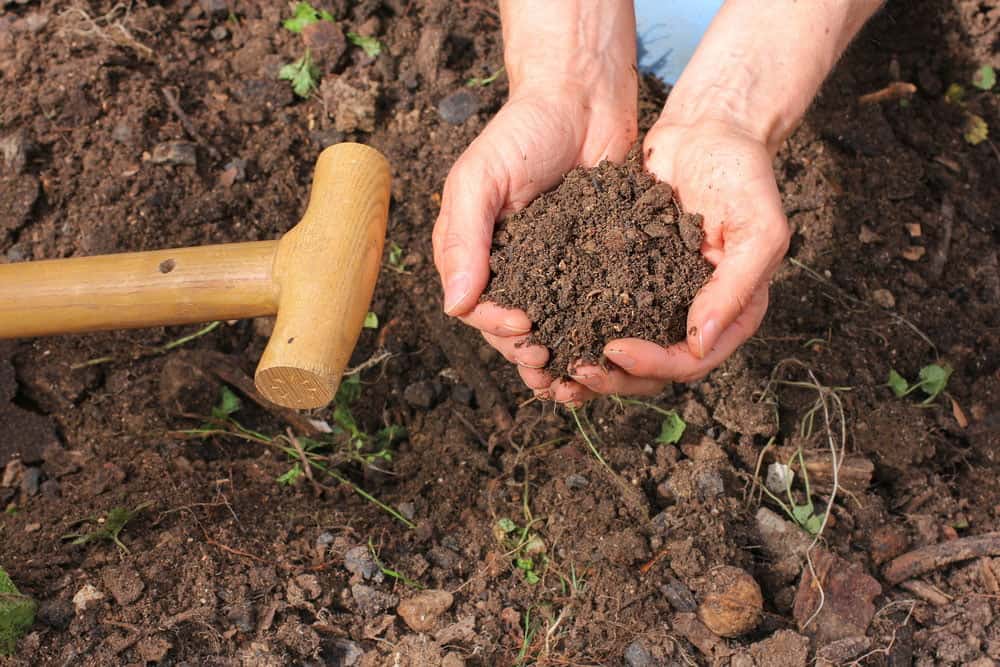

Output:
xmin=696 ymin=566 xmax=763 ymax=637
xmin=351 ymin=584 xmax=397 ymax=617
xmin=792 ymin=548 xmax=881 ymax=644
xmin=321 ymin=77 xmax=378 ymax=133
xmin=101 ymin=565 xmax=145 ymax=606
xmin=403 ymin=380 xmax=441 ymax=409
xmin=744 ymin=629 xmax=810 ymax=667
xmin=437 ymin=89 xmax=480 ymax=125
xmin=72 ymin=584 xmax=105 ymax=613
xmin=397 ymin=589 xmax=454 ymax=633
xmin=344 ymin=545 xmax=381 ymax=581
xmin=149 ymin=141 xmax=198 ymax=166
xmin=485 ymin=151 xmax=712 ymax=375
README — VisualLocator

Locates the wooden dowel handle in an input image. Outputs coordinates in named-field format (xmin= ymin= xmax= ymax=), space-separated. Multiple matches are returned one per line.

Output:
xmin=254 ymin=143 xmax=391 ymax=409
xmin=0 ymin=242 xmax=280 ymax=338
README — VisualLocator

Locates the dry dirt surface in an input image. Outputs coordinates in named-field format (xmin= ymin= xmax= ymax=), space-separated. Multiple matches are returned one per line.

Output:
xmin=1 ymin=1 xmax=998 ymax=666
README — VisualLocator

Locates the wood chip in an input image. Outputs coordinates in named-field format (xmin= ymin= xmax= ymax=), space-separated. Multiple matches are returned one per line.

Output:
xmin=951 ymin=396 xmax=969 ymax=428
xmin=858 ymin=81 xmax=918 ymax=105
xmin=902 ymin=246 xmax=926 ymax=261
xmin=884 ymin=532 xmax=1000 ymax=585
xmin=899 ymin=580 xmax=951 ymax=606
xmin=905 ymin=223 xmax=922 ymax=237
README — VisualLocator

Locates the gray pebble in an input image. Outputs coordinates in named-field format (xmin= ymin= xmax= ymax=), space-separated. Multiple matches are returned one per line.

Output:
xmin=210 ymin=25 xmax=229 ymax=41
xmin=329 ymin=638 xmax=364 ymax=666
xmin=150 ymin=141 xmax=197 ymax=167
xmin=695 ymin=469 xmax=724 ymax=499
xmin=398 ymin=501 xmax=416 ymax=521
xmin=350 ymin=584 xmax=397 ymax=617
xmin=316 ymin=531 xmax=336 ymax=547
xmin=437 ymin=89 xmax=480 ymax=125
xmin=565 ymin=474 xmax=589 ymax=490
xmin=20 ymin=467 xmax=41 ymax=496
xmin=624 ymin=640 xmax=656 ymax=667
xmin=344 ymin=545 xmax=380 ymax=581
xmin=5 ymin=243 xmax=28 ymax=263
xmin=111 ymin=121 xmax=133 ymax=145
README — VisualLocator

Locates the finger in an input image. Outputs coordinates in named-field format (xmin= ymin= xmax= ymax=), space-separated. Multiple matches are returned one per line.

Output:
xmin=570 ymin=364 xmax=665 ymax=396
xmin=482 ymin=331 xmax=549 ymax=369
xmin=686 ymin=187 xmax=789 ymax=358
xmin=459 ymin=302 xmax=532 ymax=337
xmin=518 ymin=364 xmax=555 ymax=391
xmin=606 ymin=287 xmax=769 ymax=382
xmin=432 ymin=147 xmax=506 ymax=316
xmin=550 ymin=378 xmax=596 ymax=407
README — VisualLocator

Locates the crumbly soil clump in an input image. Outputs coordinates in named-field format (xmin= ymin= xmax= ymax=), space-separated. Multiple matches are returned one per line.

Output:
xmin=485 ymin=152 xmax=712 ymax=375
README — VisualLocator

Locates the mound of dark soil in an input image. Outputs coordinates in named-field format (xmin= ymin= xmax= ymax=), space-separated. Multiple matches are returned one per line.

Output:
xmin=485 ymin=152 xmax=712 ymax=375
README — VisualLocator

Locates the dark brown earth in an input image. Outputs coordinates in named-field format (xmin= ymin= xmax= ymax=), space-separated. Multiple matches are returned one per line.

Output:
xmin=1 ymin=1 xmax=999 ymax=666
xmin=485 ymin=154 xmax=712 ymax=375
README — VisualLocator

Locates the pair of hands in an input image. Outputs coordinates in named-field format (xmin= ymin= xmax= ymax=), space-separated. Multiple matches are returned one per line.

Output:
xmin=432 ymin=66 xmax=791 ymax=405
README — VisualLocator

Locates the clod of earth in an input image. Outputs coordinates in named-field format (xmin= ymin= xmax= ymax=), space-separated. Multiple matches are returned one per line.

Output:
xmin=696 ymin=566 xmax=763 ymax=637
xmin=485 ymin=150 xmax=712 ymax=375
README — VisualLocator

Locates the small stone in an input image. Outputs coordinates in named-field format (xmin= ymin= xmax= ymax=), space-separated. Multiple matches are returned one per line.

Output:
xmin=0 ymin=130 xmax=29 ymax=174
xmin=37 ymin=599 xmax=73 ymax=630
xmin=766 ymin=463 xmax=794 ymax=495
xmin=695 ymin=469 xmax=724 ymax=499
xmin=697 ymin=566 xmax=763 ymax=637
xmin=220 ymin=157 xmax=247 ymax=187
xmin=642 ymin=222 xmax=672 ymax=238
xmin=450 ymin=384 xmax=474 ymax=406
xmin=565 ymin=474 xmax=589 ymax=490
xmin=330 ymin=638 xmax=364 ymax=666
xmin=403 ymin=381 xmax=439 ymax=410
xmin=150 ymin=141 xmax=197 ymax=166
xmin=871 ymin=288 xmax=896 ymax=309
xmin=660 ymin=574 xmax=697 ymax=612
xmin=350 ymin=584 xmax=397 ymax=617
xmin=901 ymin=245 xmax=926 ymax=261
xmin=101 ymin=565 xmax=145 ymax=605
xmin=316 ymin=531 xmax=336 ymax=547
xmin=344 ymin=545 xmax=380 ymax=581
xmin=20 ymin=466 xmax=40 ymax=496
xmin=792 ymin=548 xmax=881 ymax=643
xmin=5 ymin=244 xmax=28 ymax=263
xmin=72 ymin=584 xmax=105 ymax=613
xmin=210 ymin=25 xmax=229 ymax=41
xmin=437 ymin=89 xmax=480 ymax=125
xmin=397 ymin=589 xmax=454 ymax=632
xmin=320 ymin=77 xmax=379 ymax=133
xmin=624 ymin=640 xmax=656 ymax=667
xmin=398 ymin=501 xmax=416 ymax=521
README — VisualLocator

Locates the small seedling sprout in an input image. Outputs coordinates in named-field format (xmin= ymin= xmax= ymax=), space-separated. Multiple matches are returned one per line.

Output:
xmin=611 ymin=395 xmax=687 ymax=444
xmin=0 ymin=569 xmax=35 ymax=656
xmin=62 ymin=501 xmax=154 ymax=553
xmin=279 ymin=50 xmax=320 ymax=98
xmin=385 ymin=241 xmax=409 ymax=274
xmin=972 ymin=65 xmax=995 ymax=91
xmin=467 ymin=66 xmax=504 ymax=87
xmin=363 ymin=311 xmax=379 ymax=329
xmin=887 ymin=363 xmax=952 ymax=405
xmin=347 ymin=32 xmax=382 ymax=58
xmin=282 ymin=2 xmax=333 ymax=33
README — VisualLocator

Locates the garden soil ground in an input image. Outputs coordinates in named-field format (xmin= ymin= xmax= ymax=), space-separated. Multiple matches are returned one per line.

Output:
xmin=0 ymin=1 xmax=998 ymax=665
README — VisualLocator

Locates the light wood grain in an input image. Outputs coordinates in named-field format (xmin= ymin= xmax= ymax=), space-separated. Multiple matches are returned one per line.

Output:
xmin=254 ymin=143 xmax=390 ymax=408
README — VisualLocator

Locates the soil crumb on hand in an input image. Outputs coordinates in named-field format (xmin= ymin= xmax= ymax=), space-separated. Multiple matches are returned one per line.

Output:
xmin=484 ymin=150 xmax=713 ymax=376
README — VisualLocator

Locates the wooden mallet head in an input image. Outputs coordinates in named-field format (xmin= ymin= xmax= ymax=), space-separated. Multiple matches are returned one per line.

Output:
xmin=0 ymin=142 xmax=391 ymax=410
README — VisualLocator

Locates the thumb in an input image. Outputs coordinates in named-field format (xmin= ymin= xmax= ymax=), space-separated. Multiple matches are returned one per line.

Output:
xmin=433 ymin=145 xmax=508 ymax=316
xmin=686 ymin=202 xmax=789 ymax=358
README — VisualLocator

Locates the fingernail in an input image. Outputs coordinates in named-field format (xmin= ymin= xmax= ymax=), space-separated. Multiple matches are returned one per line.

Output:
xmin=443 ymin=273 xmax=471 ymax=315
xmin=606 ymin=349 xmax=635 ymax=370
xmin=517 ymin=360 xmax=546 ymax=370
xmin=694 ymin=319 xmax=720 ymax=358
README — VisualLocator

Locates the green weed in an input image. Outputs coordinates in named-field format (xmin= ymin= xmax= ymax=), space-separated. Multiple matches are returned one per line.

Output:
xmin=283 ymin=2 xmax=333 ymax=33
xmin=347 ymin=32 xmax=382 ymax=58
xmin=612 ymin=396 xmax=687 ymax=444
xmin=279 ymin=50 xmax=320 ymax=98
xmin=467 ymin=67 xmax=504 ymax=87
xmin=363 ymin=312 xmax=379 ymax=329
xmin=62 ymin=501 xmax=153 ymax=553
xmin=0 ymin=568 xmax=35 ymax=656
xmin=888 ymin=363 xmax=952 ymax=404
xmin=385 ymin=241 xmax=409 ymax=274
xmin=972 ymin=65 xmax=995 ymax=91
xmin=368 ymin=537 xmax=423 ymax=589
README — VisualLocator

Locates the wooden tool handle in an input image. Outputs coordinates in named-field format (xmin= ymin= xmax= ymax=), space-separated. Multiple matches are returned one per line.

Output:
xmin=254 ymin=143 xmax=391 ymax=409
xmin=0 ymin=242 xmax=280 ymax=337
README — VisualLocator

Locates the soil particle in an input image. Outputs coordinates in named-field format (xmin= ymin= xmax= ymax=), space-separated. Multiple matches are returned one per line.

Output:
xmin=437 ymin=89 xmax=480 ymax=124
xmin=485 ymin=153 xmax=712 ymax=374
xmin=36 ymin=599 xmax=74 ymax=630
xmin=0 ymin=174 xmax=38 ymax=234
xmin=816 ymin=636 xmax=872 ymax=665
xmin=351 ymin=584 xmax=397 ymax=617
xmin=397 ymin=589 xmax=454 ymax=633
xmin=72 ymin=584 xmax=105 ymax=613
xmin=744 ymin=629 xmax=810 ymax=667
xmin=150 ymin=141 xmax=198 ymax=167
xmin=403 ymin=380 xmax=441 ymax=409
xmin=136 ymin=635 xmax=173 ymax=663
xmin=344 ymin=545 xmax=382 ymax=582
xmin=321 ymin=77 xmax=379 ymax=133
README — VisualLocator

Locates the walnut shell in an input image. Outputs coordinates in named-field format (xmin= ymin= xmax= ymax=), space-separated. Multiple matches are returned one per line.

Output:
xmin=696 ymin=566 xmax=763 ymax=637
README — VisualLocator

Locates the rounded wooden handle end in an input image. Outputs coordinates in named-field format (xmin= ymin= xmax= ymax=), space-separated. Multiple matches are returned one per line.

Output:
xmin=254 ymin=143 xmax=391 ymax=409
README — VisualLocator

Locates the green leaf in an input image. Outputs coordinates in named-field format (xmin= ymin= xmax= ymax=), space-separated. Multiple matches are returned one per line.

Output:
xmin=791 ymin=503 xmax=815 ymax=527
xmin=388 ymin=241 xmax=404 ymax=267
xmin=0 ymin=568 xmax=35 ymax=656
xmin=655 ymin=411 xmax=686 ymax=444
xmin=279 ymin=51 xmax=319 ymax=98
xmin=944 ymin=83 xmax=965 ymax=105
xmin=964 ymin=114 xmax=989 ymax=146
xmin=803 ymin=514 xmax=824 ymax=535
xmin=497 ymin=518 xmax=516 ymax=534
xmin=277 ymin=463 xmax=304 ymax=486
xmin=524 ymin=570 xmax=540 ymax=585
xmin=336 ymin=373 xmax=362 ymax=404
xmin=516 ymin=557 xmax=534 ymax=571
xmin=917 ymin=363 xmax=952 ymax=403
xmin=212 ymin=386 xmax=242 ymax=419
xmin=972 ymin=65 xmax=996 ymax=91
xmin=467 ymin=67 xmax=504 ymax=87
xmin=347 ymin=32 xmax=382 ymax=58
xmin=333 ymin=403 xmax=361 ymax=439
xmin=283 ymin=2 xmax=333 ymax=33
xmin=363 ymin=311 xmax=379 ymax=329
xmin=887 ymin=369 xmax=909 ymax=397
